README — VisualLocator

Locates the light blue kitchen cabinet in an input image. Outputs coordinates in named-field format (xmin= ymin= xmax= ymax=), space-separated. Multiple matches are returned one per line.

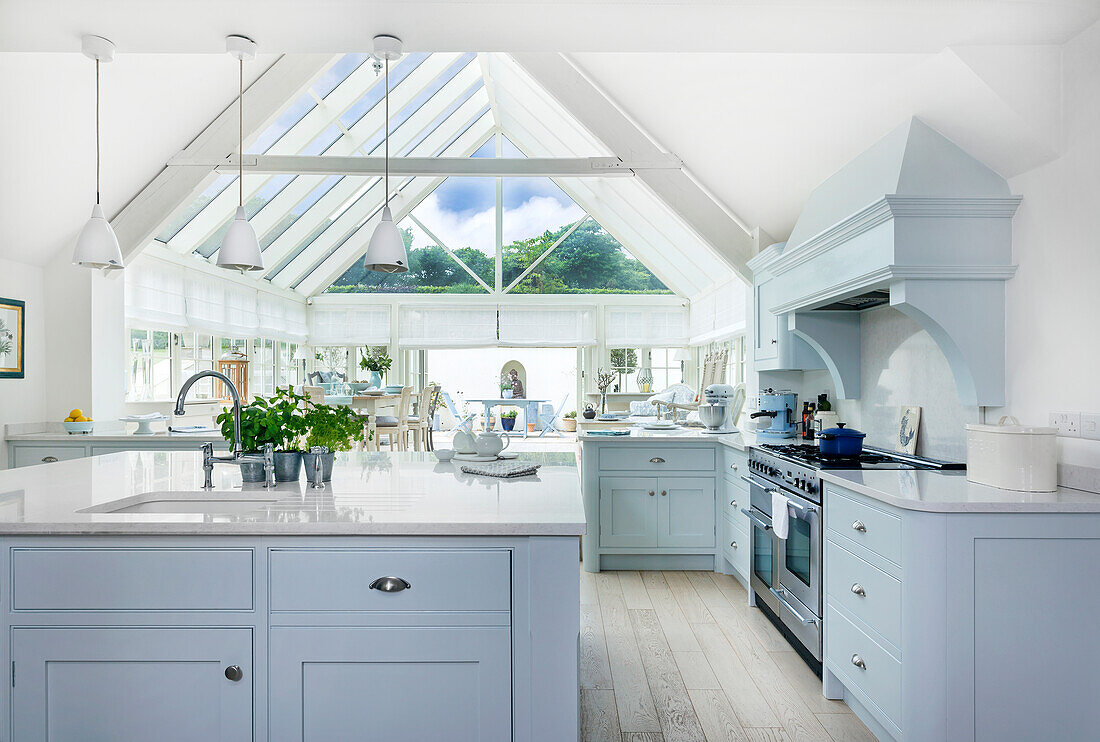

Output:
xmin=11 ymin=627 xmax=252 ymax=741
xmin=599 ymin=477 xmax=659 ymax=548
xmin=658 ymin=477 xmax=716 ymax=548
xmin=822 ymin=481 xmax=1100 ymax=742
xmin=268 ymin=626 xmax=512 ymax=742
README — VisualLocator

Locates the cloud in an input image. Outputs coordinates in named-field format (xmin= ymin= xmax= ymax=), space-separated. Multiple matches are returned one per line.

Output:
xmin=407 ymin=194 xmax=585 ymax=255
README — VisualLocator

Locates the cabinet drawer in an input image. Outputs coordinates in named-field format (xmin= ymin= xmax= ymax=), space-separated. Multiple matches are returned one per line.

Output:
xmin=270 ymin=548 xmax=511 ymax=613
xmin=723 ymin=514 xmax=749 ymax=577
xmin=599 ymin=446 xmax=715 ymax=472
xmin=11 ymin=445 xmax=85 ymax=468
xmin=720 ymin=446 xmax=747 ymax=478
xmin=722 ymin=477 xmax=749 ymax=529
xmin=12 ymin=548 xmax=254 ymax=611
xmin=825 ymin=539 xmax=901 ymax=650
xmin=827 ymin=490 xmax=902 ymax=565
xmin=825 ymin=605 xmax=902 ymax=729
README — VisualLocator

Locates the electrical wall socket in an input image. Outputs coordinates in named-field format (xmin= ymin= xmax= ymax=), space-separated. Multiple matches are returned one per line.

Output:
xmin=1049 ymin=411 xmax=1081 ymax=437
xmin=1082 ymin=413 xmax=1100 ymax=441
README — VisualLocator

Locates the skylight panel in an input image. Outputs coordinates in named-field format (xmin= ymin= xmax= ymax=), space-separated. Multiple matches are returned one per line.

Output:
xmin=260 ymin=175 xmax=343 ymax=250
xmin=155 ymin=174 xmax=236 ymax=243
xmin=311 ymin=53 xmax=370 ymax=100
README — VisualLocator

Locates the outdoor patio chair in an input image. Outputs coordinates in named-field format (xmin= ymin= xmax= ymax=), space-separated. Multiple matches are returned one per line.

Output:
xmin=538 ymin=394 xmax=571 ymax=437
xmin=442 ymin=391 xmax=476 ymax=433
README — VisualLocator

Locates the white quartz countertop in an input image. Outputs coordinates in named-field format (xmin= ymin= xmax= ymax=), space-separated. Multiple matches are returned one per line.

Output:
xmin=821 ymin=469 xmax=1100 ymax=513
xmin=579 ymin=427 xmax=755 ymax=451
xmin=0 ymin=451 xmax=586 ymax=535
xmin=5 ymin=431 xmax=224 ymax=442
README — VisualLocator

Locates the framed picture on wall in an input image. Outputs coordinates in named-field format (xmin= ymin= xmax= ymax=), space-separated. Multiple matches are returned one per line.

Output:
xmin=0 ymin=297 xmax=25 ymax=379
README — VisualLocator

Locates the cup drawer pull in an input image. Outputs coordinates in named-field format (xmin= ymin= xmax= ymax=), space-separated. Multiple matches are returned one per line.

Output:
xmin=852 ymin=520 xmax=867 ymax=532
xmin=369 ymin=576 xmax=411 ymax=592
xmin=851 ymin=583 xmax=866 ymax=597
xmin=649 ymin=457 xmax=665 ymax=464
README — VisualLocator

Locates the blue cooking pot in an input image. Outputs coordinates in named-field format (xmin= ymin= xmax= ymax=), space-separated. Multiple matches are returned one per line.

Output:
xmin=818 ymin=423 xmax=866 ymax=456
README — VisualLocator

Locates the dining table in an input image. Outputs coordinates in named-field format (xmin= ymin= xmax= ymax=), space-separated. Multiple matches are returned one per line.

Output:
xmin=323 ymin=393 xmax=405 ymax=451
xmin=463 ymin=398 xmax=549 ymax=438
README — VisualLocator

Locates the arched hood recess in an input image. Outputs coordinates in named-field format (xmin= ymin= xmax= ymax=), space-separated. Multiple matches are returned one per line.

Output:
xmin=749 ymin=117 xmax=1020 ymax=406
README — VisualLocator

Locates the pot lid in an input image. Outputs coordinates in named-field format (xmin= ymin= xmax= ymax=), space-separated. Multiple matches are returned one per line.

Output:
xmin=822 ymin=422 xmax=866 ymax=438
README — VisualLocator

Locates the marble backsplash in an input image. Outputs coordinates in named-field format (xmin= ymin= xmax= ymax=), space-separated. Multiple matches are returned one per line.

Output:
xmin=800 ymin=306 xmax=979 ymax=462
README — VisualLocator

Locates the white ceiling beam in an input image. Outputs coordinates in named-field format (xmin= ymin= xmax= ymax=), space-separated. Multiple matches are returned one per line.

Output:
xmin=168 ymin=53 xmax=462 ymax=256
xmin=109 ymin=53 xmax=333 ymax=262
xmin=510 ymin=52 xmax=755 ymax=283
xmin=291 ymin=114 xmax=496 ymax=296
xmin=167 ymin=153 xmax=678 ymax=177
xmin=478 ymin=52 xmax=503 ymax=129
xmin=259 ymin=90 xmax=490 ymax=275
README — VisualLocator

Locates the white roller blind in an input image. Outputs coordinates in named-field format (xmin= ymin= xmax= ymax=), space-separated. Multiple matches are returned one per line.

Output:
xmin=498 ymin=306 xmax=596 ymax=347
xmin=398 ymin=305 xmax=497 ymax=348
xmin=309 ymin=306 xmax=390 ymax=346
xmin=688 ymin=278 xmax=747 ymax=344
xmin=258 ymin=292 xmax=309 ymax=343
xmin=605 ymin=306 xmax=688 ymax=347
xmin=124 ymin=261 xmax=187 ymax=331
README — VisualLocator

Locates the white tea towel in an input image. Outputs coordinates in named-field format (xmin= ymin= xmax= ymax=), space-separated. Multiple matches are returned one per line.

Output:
xmin=771 ymin=490 xmax=790 ymax=540
xmin=461 ymin=462 xmax=541 ymax=478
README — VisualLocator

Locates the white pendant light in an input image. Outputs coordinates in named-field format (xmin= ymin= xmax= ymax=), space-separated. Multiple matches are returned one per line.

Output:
xmin=217 ymin=35 xmax=264 ymax=273
xmin=364 ymin=34 xmax=408 ymax=274
xmin=72 ymin=35 xmax=124 ymax=271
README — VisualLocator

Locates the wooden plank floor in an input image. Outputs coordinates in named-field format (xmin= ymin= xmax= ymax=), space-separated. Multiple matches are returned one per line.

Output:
xmin=580 ymin=568 xmax=878 ymax=742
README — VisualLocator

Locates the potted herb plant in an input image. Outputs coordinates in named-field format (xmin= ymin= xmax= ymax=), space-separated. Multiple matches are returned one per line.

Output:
xmin=500 ymin=409 xmax=518 ymax=432
xmin=216 ymin=387 xmax=309 ymax=483
xmin=562 ymin=410 xmax=577 ymax=432
xmin=359 ymin=347 xmax=392 ymax=389
xmin=302 ymin=402 xmax=368 ymax=481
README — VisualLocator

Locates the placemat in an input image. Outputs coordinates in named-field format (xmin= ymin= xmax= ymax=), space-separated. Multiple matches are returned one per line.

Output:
xmin=460 ymin=461 xmax=541 ymax=478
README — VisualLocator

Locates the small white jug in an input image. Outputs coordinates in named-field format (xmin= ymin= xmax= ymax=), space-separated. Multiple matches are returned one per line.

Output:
xmin=475 ymin=430 xmax=511 ymax=457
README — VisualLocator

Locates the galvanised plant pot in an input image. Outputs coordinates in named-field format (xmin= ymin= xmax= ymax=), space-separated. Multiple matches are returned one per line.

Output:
xmin=302 ymin=450 xmax=336 ymax=482
xmin=239 ymin=459 xmax=266 ymax=483
xmin=274 ymin=451 xmax=303 ymax=482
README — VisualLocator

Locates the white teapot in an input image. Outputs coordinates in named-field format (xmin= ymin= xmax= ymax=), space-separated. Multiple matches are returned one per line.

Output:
xmin=474 ymin=430 xmax=511 ymax=457
xmin=452 ymin=429 xmax=477 ymax=454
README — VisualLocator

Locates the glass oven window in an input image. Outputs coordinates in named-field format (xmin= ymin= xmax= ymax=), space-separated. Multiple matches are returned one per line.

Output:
xmin=785 ymin=516 xmax=812 ymax=587
xmin=753 ymin=523 xmax=773 ymax=586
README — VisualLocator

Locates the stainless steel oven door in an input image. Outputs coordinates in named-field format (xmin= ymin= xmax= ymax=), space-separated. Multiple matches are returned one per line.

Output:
xmin=774 ymin=490 xmax=822 ymax=619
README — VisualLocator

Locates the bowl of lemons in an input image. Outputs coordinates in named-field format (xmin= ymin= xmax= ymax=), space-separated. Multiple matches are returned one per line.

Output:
xmin=62 ymin=409 xmax=94 ymax=435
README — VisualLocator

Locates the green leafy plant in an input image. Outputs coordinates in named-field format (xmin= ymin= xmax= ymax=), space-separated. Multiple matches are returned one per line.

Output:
xmin=564 ymin=410 xmax=577 ymax=419
xmin=359 ymin=347 xmax=392 ymax=377
xmin=217 ymin=386 xmax=309 ymax=452
xmin=501 ymin=409 xmax=518 ymax=419
xmin=500 ymin=373 xmax=512 ymax=394
xmin=303 ymin=402 xmax=368 ymax=451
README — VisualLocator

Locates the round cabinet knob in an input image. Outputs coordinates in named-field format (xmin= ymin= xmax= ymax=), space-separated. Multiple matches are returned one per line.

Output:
xmin=224 ymin=665 xmax=244 ymax=682
xmin=730 ymin=499 xmax=737 ymax=507
xmin=851 ymin=654 xmax=867 ymax=670
xmin=730 ymin=464 xmax=738 ymax=471
xmin=851 ymin=583 xmax=866 ymax=597
xmin=852 ymin=520 xmax=867 ymax=533
xmin=369 ymin=576 xmax=411 ymax=592
xmin=661 ymin=490 xmax=667 ymax=497
xmin=730 ymin=541 xmax=738 ymax=549
xmin=649 ymin=491 xmax=656 ymax=497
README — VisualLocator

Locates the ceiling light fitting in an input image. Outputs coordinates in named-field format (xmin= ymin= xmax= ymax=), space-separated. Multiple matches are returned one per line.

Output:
xmin=72 ymin=34 xmax=125 ymax=271
xmin=217 ymin=34 xmax=264 ymax=273
xmin=364 ymin=34 xmax=408 ymax=274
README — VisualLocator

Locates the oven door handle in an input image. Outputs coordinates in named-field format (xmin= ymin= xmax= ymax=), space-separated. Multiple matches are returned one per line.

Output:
xmin=741 ymin=508 xmax=772 ymax=531
xmin=770 ymin=587 xmax=818 ymax=626
xmin=776 ymin=494 xmax=817 ymax=522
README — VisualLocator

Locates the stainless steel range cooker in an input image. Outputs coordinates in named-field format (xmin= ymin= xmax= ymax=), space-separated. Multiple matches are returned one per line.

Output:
xmin=741 ymin=443 xmax=964 ymax=671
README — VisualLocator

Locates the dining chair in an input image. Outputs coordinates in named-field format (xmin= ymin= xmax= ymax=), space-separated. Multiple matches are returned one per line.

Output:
xmin=374 ymin=386 xmax=413 ymax=451
xmin=442 ymin=391 xmax=476 ymax=433
xmin=409 ymin=384 xmax=440 ymax=452
xmin=303 ymin=386 xmax=326 ymax=405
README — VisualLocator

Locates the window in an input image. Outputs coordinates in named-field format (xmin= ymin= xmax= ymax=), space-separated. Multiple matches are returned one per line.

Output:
xmin=177 ymin=332 xmax=216 ymax=400
xmin=608 ymin=348 xmax=640 ymax=393
xmin=253 ymin=338 xmax=276 ymax=396
xmin=278 ymin=342 xmax=300 ymax=388
xmin=648 ymin=347 xmax=684 ymax=391
xmin=126 ymin=329 xmax=172 ymax=402
xmin=313 ymin=346 xmax=350 ymax=379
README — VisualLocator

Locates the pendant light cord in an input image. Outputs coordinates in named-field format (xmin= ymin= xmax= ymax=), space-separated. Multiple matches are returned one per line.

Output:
xmin=384 ymin=56 xmax=390 ymax=209
xmin=239 ymin=58 xmax=244 ymax=207
xmin=95 ymin=58 xmax=101 ymax=205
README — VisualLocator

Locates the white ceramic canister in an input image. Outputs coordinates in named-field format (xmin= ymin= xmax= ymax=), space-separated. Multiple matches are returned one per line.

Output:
xmin=965 ymin=416 xmax=1057 ymax=492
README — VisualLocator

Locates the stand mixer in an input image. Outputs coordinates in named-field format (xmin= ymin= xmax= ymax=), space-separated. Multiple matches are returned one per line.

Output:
xmin=698 ymin=383 xmax=746 ymax=434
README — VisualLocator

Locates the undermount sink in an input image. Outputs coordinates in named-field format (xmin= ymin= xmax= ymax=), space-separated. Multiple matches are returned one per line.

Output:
xmin=81 ymin=492 xmax=279 ymax=515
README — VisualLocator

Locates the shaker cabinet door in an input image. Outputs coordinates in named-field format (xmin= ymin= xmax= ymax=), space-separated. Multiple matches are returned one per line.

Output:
xmin=657 ymin=477 xmax=716 ymax=548
xmin=12 ymin=627 xmax=253 ymax=742
xmin=599 ymin=477 xmax=659 ymax=548
xmin=269 ymin=626 xmax=512 ymax=742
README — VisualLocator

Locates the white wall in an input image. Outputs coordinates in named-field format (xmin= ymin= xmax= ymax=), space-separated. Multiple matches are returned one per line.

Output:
xmin=0 ymin=258 xmax=46 ymax=467
xmin=998 ymin=19 xmax=1100 ymax=472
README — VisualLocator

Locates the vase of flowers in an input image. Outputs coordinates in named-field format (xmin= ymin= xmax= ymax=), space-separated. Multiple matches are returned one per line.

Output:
xmin=596 ymin=368 xmax=616 ymax=414
xmin=500 ymin=373 xmax=514 ymax=399
xmin=359 ymin=347 xmax=392 ymax=389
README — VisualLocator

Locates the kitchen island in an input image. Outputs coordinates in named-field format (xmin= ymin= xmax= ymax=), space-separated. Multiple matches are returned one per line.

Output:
xmin=0 ymin=450 xmax=585 ymax=741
